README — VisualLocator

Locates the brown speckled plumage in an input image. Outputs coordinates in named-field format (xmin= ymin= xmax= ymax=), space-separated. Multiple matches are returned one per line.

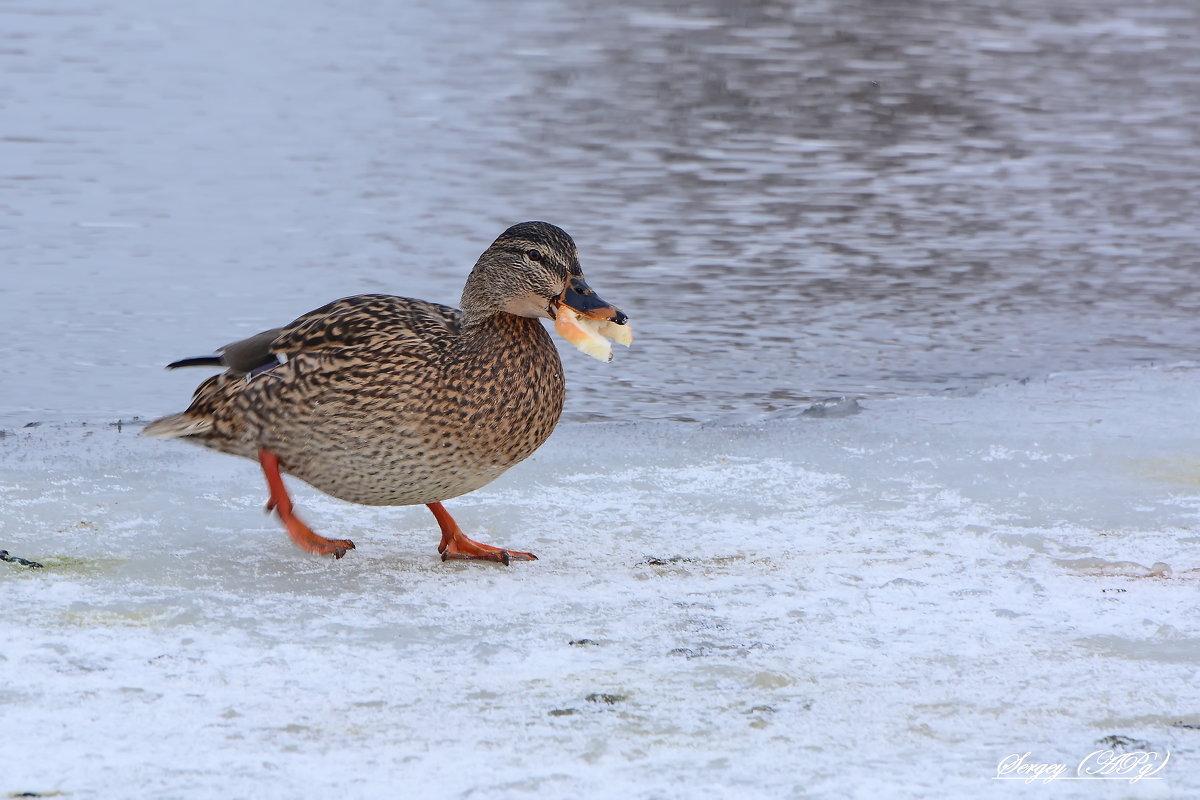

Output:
xmin=177 ymin=296 xmax=563 ymax=505
xmin=145 ymin=222 xmax=626 ymax=561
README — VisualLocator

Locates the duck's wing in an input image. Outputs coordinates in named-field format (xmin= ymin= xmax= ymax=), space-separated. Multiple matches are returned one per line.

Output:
xmin=164 ymin=294 xmax=464 ymax=375
xmin=145 ymin=295 xmax=464 ymax=441
xmin=272 ymin=294 xmax=463 ymax=360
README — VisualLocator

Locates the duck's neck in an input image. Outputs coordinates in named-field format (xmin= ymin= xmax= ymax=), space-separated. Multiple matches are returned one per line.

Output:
xmin=460 ymin=311 xmax=549 ymax=350
xmin=454 ymin=311 xmax=566 ymax=457
xmin=456 ymin=312 xmax=564 ymax=385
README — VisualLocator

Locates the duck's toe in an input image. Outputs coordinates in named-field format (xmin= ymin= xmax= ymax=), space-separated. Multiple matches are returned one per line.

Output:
xmin=427 ymin=501 xmax=537 ymax=566
xmin=440 ymin=545 xmax=537 ymax=566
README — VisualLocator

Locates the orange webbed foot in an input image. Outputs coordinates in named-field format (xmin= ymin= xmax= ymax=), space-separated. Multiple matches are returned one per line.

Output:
xmin=259 ymin=449 xmax=355 ymax=559
xmin=278 ymin=511 xmax=356 ymax=559
xmin=426 ymin=502 xmax=537 ymax=566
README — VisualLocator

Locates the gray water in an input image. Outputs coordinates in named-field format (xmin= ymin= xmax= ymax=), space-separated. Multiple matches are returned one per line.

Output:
xmin=3 ymin=0 xmax=1199 ymax=424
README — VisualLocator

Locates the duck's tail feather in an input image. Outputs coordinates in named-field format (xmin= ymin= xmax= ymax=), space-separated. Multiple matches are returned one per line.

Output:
xmin=166 ymin=355 xmax=224 ymax=369
xmin=141 ymin=412 xmax=214 ymax=439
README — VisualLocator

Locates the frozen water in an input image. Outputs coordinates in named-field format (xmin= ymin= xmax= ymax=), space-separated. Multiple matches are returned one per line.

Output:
xmin=5 ymin=0 xmax=1200 ymax=425
xmin=4 ymin=0 xmax=1200 ymax=796
xmin=2 ymin=365 xmax=1198 ymax=798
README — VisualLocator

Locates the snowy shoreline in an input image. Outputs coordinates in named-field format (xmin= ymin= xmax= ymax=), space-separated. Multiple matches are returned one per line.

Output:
xmin=2 ymin=364 xmax=1197 ymax=798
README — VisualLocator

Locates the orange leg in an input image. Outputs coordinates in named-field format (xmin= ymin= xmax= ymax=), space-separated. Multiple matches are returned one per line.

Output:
xmin=426 ymin=501 xmax=536 ymax=566
xmin=259 ymin=449 xmax=355 ymax=559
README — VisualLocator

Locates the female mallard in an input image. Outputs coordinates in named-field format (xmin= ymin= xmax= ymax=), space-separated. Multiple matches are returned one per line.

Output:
xmin=144 ymin=221 xmax=630 ymax=563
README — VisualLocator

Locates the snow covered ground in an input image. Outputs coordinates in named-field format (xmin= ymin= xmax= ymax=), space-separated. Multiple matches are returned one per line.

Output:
xmin=5 ymin=0 xmax=1200 ymax=796
xmin=2 ymin=364 xmax=1197 ymax=798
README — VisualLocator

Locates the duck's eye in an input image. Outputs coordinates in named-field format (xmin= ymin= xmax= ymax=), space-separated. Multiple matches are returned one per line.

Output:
xmin=526 ymin=249 xmax=543 ymax=262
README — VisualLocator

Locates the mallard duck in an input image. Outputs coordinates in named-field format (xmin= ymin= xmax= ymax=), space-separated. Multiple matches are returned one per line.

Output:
xmin=144 ymin=221 xmax=630 ymax=563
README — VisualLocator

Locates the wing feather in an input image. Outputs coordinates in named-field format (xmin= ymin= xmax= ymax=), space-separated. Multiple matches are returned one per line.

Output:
xmin=271 ymin=294 xmax=463 ymax=358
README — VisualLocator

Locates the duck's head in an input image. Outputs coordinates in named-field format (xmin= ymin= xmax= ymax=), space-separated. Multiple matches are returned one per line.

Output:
xmin=462 ymin=221 xmax=632 ymax=360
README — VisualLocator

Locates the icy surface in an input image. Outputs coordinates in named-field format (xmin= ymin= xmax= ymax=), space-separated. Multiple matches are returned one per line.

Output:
xmin=2 ymin=365 xmax=1199 ymax=798
xmin=5 ymin=0 xmax=1200 ymax=424
xmin=4 ymin=1 xmax=1200 ymax=795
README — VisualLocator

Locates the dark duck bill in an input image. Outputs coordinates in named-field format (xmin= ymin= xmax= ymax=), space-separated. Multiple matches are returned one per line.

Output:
xmin=552 ymin=276 xmax=632 ymax=362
